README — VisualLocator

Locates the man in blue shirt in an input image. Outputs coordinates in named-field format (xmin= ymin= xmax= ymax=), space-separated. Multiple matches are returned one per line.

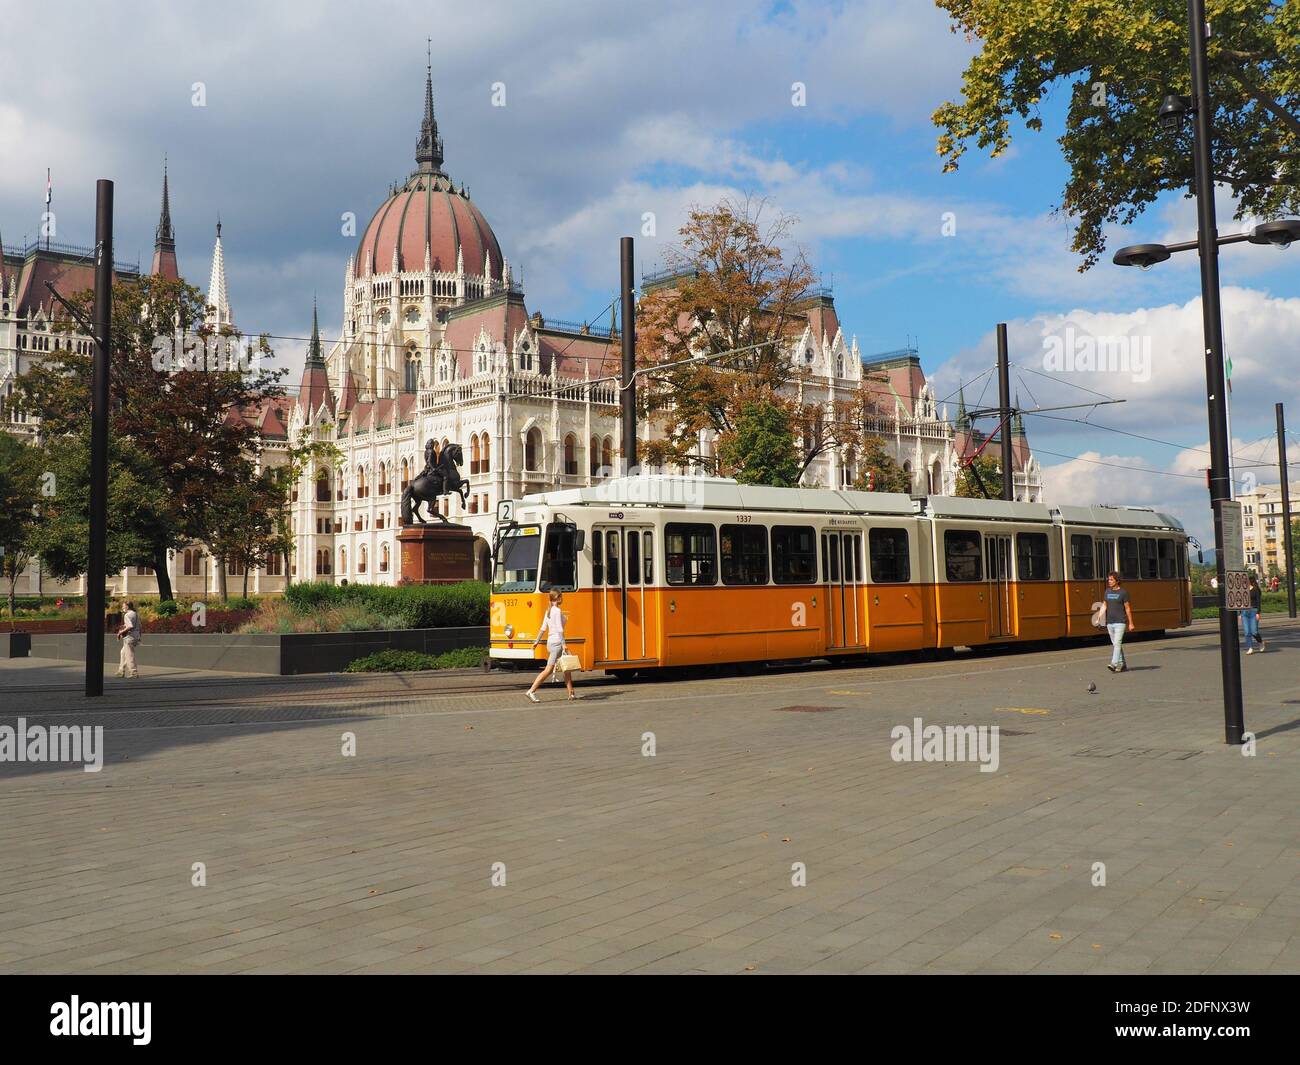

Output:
xmin=1104 ymin=572 xmax=1136 ymax=673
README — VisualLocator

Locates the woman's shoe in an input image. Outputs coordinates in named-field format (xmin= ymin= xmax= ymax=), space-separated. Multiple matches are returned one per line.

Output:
xmin=525 ymin=691 xmax=539 ymax=703
xmin=1107 ymin=664 xmax=1117 ymax=673
xmin=568 ymin=694 xmax=577 ymax=701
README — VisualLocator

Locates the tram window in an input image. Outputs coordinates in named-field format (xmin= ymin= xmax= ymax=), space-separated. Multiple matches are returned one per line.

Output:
xmin=644 ymin=535 xmax=654 ymax=584
xmin=539 ymin=523 xmax=578 ymax=591
xmin=868 ymin=528 xmax=910 ymax=583
xmin=1179 ymin=543 xmax=1188 ymax=579
xmin=1070 ymin=535 xmax=1095 ymax=581
xmin=492 ymin=525 xmax=541 ymax=593
xmin=843 ymin=535 xmax=857 ymax=582
xmin=828 ymin=537 xmax=841 ymax=582
xmin=1138 ymin=537 xmax=1159 ymax=579
xmin=944 ymin=530 xmax=983 ymax=582
xmin=606 ymin=530 xmax=621 ymax=585
xmin=820 ymin=534 xmax=829 ymax=582
xmin=626 ymin=532 xmax=641 ymax=585
xmin=665 ymin=523 xmax=717 ymax=585
xmin=720 ymin=525 xmax=769 ymax=585
xmin=1157 ymin=539 xmax=1176 ymax=579
xmin=1118 ymin=537 xmax=1140 ymax=580
xmin=772 ymin=526 xmax=816 ymax=584
xmin=1016 ymin=532 xmax=1051 ymax=581
xmin=592 ymin=530 xmax=604 ymax=586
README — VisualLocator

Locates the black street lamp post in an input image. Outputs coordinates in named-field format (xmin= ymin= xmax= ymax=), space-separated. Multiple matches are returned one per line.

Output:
xmin=1111 ymin=0 xmax=1300 ymax=745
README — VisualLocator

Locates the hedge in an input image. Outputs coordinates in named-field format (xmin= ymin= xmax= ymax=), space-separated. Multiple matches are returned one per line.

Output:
xmin=283 ymin=580 xmax=488 ymax=628
xmin=344 ymin=647 xmax=486 ymax=673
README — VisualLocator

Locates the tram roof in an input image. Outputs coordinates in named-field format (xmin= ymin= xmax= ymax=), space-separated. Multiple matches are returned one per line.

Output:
xmin=518 ymin=475 xmax=918 ymax=515
xmin=514 ymin=476 xmax=1185 ymax=531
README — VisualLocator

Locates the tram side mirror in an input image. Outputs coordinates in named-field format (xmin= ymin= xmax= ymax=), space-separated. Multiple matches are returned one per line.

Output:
xmin=573 ymin=529 xmax=585 ymax=552
xmin=1198 ymin=549 xmax=1204 ymax=564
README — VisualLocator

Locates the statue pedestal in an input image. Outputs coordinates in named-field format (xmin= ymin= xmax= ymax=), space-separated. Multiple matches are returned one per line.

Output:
xmin=397 ymin=523 xmax=476 ymax=584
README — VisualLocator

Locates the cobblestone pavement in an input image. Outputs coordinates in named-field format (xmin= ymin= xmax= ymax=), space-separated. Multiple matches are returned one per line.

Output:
xmin=1 ymin=619 xmax=1297 ymax=974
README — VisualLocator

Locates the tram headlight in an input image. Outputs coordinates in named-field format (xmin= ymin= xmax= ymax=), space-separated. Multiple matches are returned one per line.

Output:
xmin=503 ymin=624 xmax=514 ymax=639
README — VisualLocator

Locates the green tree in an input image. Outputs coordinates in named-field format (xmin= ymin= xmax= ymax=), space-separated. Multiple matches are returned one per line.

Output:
xmin=13 ymin=274 xmax=284 ymax=600
xmin=933 ymin=0 xmax=1300 ymax=268
xmin=31 ymin=434 xmax=177 ymax=586
xmin=854 ymin=435 xmax=912 ymax=493
xmin=956 ymin=452 xmax=1003 ymax=498
xmin=0 ymin=435 xmax=43 ymax=618
xmin=716 ymin=400 xmax=802 ymax=487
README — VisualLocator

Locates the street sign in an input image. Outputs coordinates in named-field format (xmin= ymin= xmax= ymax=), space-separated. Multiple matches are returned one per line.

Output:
xmin=1219 ymin=500 xmax=1245 ymax=571
xmin=1225 ymin=569 xmax=1251 ymax=611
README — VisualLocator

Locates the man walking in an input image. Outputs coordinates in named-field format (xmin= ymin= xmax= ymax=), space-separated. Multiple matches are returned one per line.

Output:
xmin=1104 ymin=571 xmax=1136 ymax=674
xmin=1243 ymin=572 xmax=1265 ymax=654
xmin=116 ymin=599 xmax=142 ymax=679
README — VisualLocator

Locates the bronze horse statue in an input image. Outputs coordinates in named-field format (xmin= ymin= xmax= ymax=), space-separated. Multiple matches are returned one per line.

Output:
xmin=401 ymin=441 xmax=469 ymax=524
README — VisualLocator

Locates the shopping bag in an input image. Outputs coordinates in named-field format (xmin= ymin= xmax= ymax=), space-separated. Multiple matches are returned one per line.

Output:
xmin=557 ymin=653 xmax=581 ymax=673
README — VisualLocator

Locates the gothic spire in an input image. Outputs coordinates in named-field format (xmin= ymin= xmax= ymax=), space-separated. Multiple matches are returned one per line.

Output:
xmin=1012 ymin=391 xmax=1026 ymax=436
xmin=955 ymin=381 xmax=969 ymax=430
xmin=205 ymin=217 xmax=232 ymax=329
xmin=414 ymin=44 xmax=445 ymax=173
xmin=150 ymin=158 xmax=179 ymax=280
xmin=306 ymin=296 xmax=324 ymax=366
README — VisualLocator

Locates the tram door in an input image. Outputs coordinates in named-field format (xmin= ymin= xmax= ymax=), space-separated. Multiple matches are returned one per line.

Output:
xmin=986 ymin=534 xmax=1014 ymax=637
xmin=592 ymin=525 xmax=656 ymax=664
xmin=821 ymin=530 xmax=864 ymax=649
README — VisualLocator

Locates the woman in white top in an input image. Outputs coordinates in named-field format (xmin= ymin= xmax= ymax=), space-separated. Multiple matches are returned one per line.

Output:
xmin=526 ymin=589 xmax=576 ymax=702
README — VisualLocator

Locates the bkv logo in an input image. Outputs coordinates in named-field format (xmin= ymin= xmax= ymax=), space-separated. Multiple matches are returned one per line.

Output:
xmin=151 ymin=333 xmax=260 ymax=373
xmin=1042 ymin=322 xmax=1152 ymax=383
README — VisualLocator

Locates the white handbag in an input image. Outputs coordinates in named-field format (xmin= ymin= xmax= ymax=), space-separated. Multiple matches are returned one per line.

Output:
xmin=557 ymin=651 xmax=581 ymax=673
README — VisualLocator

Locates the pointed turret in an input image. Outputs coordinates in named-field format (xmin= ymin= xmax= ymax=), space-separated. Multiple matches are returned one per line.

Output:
xmin=298 ymin=297 xmax=334 ymax=418
xmin=414 ymin=48 xmax=445 ymax=174
xmin=151 ymin=161 xmax=179 ymax=280
xmin=205 ymin=218 xmax=233 ymax=328
xmin=1011 ymin=391 xmax=1026 ymax=436
xmin=955 ymin=381 xmax=969 ymax=431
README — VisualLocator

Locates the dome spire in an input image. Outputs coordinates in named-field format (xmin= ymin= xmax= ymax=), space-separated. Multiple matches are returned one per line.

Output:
xmin=306 ymin=295 xmax=325 ymax=366
xmin=415 ymin=42 xmax=445 ymax=173
xmin=150 ymin=156 xmax=179 ymax=280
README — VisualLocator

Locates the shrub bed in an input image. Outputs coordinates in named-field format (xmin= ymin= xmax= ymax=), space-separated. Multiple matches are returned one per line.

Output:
xmin=283 ymin=581 xmax=488 ymax=628
xmin=344 ymin=647 xmax=486 ymax=673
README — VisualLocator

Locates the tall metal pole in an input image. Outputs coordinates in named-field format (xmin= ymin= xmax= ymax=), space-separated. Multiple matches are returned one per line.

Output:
xmin=1188 ymin=0 xmax=1245 ymax=744
xmin=86 ymin=179 xmax=113 ymax=697
xmin=619 ymin=236 xmax=637 ymax=475
xmin=996 ymin=322 xmax=1013 ymax=501
xmin=1277 ymin=402 xmax=1297 ymax=618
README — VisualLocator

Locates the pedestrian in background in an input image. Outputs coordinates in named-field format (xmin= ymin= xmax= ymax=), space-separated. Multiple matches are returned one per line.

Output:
xmin=1104 ymin=572 xmax=1136 ymax=673
xmin=525 ymin=589 xmax=575 ymax=702
xmin=1243 ymin=572 xmax=1265 ymax=654
xmin=115 ymin=599 xmax=142 ymax=679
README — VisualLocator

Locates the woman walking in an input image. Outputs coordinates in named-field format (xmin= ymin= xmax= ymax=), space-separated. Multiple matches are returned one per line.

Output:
xmin=1243 ymin=572 xmax=1265 ymax=654
xmin=1104 ymin=571 xmax=1136 ymax=673
xmin=526 ymin=589 xmax=576 ymax=702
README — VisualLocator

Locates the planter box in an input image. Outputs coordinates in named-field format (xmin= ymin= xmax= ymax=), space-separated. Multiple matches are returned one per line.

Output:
xmin=26 ymin=626 xmax=488 ymax=676
xmin=1 ymin=633 xmax=31 ymax=658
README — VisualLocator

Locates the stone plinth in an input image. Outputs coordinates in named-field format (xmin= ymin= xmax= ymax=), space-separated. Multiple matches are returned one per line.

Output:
xmin=397 ymin=523 xmax=476 ymax=584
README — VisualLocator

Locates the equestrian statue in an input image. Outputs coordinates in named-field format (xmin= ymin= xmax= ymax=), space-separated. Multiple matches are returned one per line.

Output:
xmin=401 ymin=439 xmax=469 ymax=525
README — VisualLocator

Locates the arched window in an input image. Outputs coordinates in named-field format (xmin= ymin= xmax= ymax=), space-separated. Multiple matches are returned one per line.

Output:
xmin=842 ymin=449 xmax=856 ymax=488
xmin=378 ymin=462 xmax=388 ymax=495
xmin=902 ymin=461 xmax=913 ymax=492
xmin=481 ymin=432 xmax=491 ymax=472
xmin=357 ymin=466 xmax=367 ymax=498
xmin=359 ymin=545 xmax=368 ymax=573
xmin=470 ymin=433 xmax=480 ymax=474
xmin=525 ymin=427 xmax=541 ymax=471
xmin=590 ymin=436 xmax=600 ymax=476
xmin=315 ymin=469 xmax=331 ymax=502
xmin=930 ymin=460 xmax=943 ymax=495
xmin=380 ymin=543 xmax=390 ymax=573
xmin=400 ymin=457 xmax=410 ymax=490
xmin=404 ymin=346 xmax=420 ymax=392
xmin=339 ymin=547 xmax=347 ymax=574
xmin=564 ymin=434 xmax=577 ymax=476
xmin=601 ymin=437 xmax=613 ymax=473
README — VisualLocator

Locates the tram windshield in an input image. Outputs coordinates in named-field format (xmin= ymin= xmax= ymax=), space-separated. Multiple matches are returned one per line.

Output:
xmin=492 ymin=525 xmax=541 ymax=592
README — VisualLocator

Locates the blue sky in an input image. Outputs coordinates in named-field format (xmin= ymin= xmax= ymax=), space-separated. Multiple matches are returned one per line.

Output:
xmin=4 ymin=0 xmax=1299 ymax=544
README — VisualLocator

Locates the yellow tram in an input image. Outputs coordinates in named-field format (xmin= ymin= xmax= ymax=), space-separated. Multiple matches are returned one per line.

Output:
xmin=488 ymin=476 xmax=1193 ymax=676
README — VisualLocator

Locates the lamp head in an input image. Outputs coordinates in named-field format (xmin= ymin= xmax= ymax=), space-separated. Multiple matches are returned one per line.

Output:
xmin=1158 ymin=93 xmax=1190 ymax=132
xmin=1112 ymin=243 xmax=1172 ymax=269
xmin=1248 ymin=219 xmax=1300 ymax=248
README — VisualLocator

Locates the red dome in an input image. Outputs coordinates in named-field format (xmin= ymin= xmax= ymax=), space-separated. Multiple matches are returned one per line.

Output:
xmin=356 ymin=170 xmax=504 ymax=280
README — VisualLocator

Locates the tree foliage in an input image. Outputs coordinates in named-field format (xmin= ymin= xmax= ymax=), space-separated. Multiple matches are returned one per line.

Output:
xmin=955 ymin=451 xmax=1003 ymax=498
xmin=0 ymin=434 xmax=43 ymax=617
xmin=854 ymin=434 xmax=914 ymax=494
xmin=933 ymin=0 xmax=1300 ymax=268
xmin=716 ymin=399 xmax=803 ymax=487
xmin=636 ymin=198 xmax=819 ymax=471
